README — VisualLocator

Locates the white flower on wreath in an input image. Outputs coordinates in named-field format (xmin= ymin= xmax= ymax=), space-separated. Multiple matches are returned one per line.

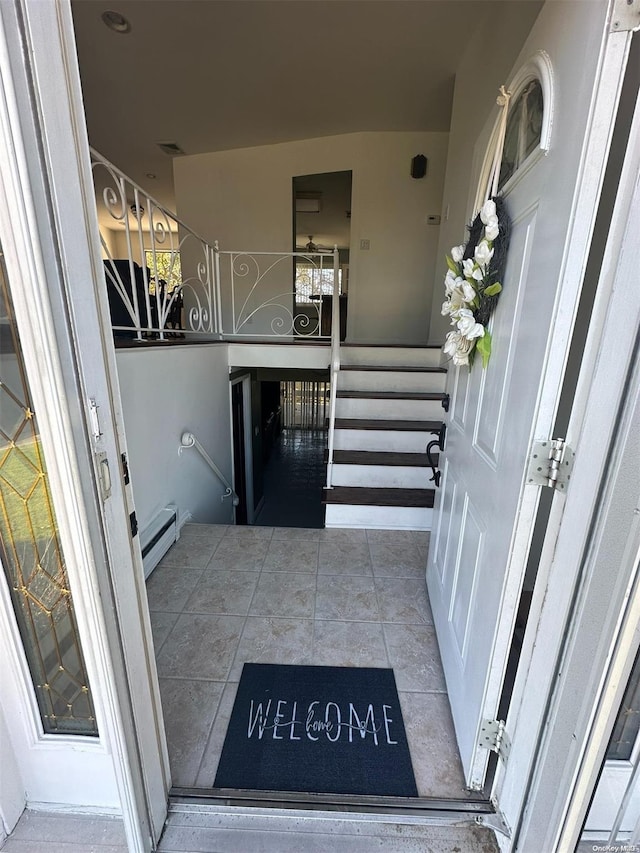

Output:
xmin=474 ymin=239 xmax=494 ymax=268
xmin=442 ymin=281 xmax=476 ymax=317
xmin=444 ymin=269 xmax=461 ymax=295
xmin=451 ymin=244 xmax=465 ymax=263
xmin=462 ymin=258 xmax=476 ymax=278
xmin=480 ymin=199 xmax=497 ymax=224
xmin=456 ymin=308 xmax=485 ymax=340
xmin=485 ymin=221 xmax=499 ymax=241
xmin=443 ymin=331 xmax=475 ymax=367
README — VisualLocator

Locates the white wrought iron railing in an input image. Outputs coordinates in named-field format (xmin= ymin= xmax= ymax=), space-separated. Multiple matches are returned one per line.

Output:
xmin=179 ymin=432 xmax=239 ymax=505
xmin=91 ymin=149 xmax=220 ymax=340
xmin=216 ymin=249 xmax=339 ymax=339
xmin=92 ymin=149 xmax=344 ymax=345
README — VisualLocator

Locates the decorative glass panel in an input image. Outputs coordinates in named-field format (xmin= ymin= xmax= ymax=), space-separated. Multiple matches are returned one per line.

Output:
xmin=0 ymin=247 xmax=98 ymax=735
xmin=607 ymin=648 xmax=640 ymax=761
xmin=499 ymin=79 xmax=544 ymax=189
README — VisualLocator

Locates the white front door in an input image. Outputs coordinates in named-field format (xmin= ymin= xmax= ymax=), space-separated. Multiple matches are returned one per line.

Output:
xmin=427 ymin=0 xmax=629 ymax=791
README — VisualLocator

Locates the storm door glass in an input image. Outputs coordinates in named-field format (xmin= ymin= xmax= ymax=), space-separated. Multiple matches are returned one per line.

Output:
xmin=0 ymin=246 xmax=98 ymax=735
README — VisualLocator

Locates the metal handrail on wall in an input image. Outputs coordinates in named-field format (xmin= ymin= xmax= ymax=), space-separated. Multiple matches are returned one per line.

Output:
xmin=324 ymin=249 xmax=341 ymax=490
xmin=179 ymin=432 xmax=239 ymax=505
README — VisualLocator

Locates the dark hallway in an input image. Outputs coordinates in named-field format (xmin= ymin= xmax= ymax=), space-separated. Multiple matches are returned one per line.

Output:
xmin=254 ymin=428 xmax=326 ymax=529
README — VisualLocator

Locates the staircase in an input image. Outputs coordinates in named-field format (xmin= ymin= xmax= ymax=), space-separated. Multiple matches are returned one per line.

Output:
xmin=323 ymin=345 xmax=447 ymax=530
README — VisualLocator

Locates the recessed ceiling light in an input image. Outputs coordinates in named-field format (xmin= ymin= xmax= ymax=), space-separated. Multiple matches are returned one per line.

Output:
xmin=101 ymin=10 xmax=131 ymax=34
xmin=146 ymin=172 xmax=156 ymax=179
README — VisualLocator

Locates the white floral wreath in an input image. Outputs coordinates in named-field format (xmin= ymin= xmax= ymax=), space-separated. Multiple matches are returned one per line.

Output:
xmin=441 ymin=198 xmax=503 ymax=369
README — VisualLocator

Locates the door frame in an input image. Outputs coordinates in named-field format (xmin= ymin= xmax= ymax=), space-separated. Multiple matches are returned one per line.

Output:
xmin=0 ymin=1 xmax=169 ymax=849
xmin=230 ymin=374 xmax=254 ymax=524
xmin=2 ymin=2 xmax=638 ymax=852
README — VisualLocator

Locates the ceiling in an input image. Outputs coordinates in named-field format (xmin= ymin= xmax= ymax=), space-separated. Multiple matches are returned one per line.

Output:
xmin=71 ymin=0 xmax=541 ymax=218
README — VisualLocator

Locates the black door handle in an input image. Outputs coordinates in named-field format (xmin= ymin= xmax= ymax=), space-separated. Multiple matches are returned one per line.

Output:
xmin=426 ymin=423 xmax=446 ymax=488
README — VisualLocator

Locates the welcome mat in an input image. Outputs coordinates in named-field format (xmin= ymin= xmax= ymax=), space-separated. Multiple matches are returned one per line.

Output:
xmin=214 ymin=663 xmax=418 ymax=797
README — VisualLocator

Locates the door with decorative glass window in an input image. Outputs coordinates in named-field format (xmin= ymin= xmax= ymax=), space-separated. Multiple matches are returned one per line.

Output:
xmin=0 ymin=1 xmax=168 ymax=848
xmin=427 ymin=0 xmax=631 ymax=792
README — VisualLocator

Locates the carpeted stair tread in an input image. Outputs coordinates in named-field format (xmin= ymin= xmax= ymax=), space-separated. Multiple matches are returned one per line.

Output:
xmin=329 ymin=450 xmax=436 ymax=467
xmin=323 ymin=486 xmax=435 ymax=507
xmin=334 ymin=418 xmax=442 ymax=431
xmin=337 ymin=390 xmax=446 ymax=401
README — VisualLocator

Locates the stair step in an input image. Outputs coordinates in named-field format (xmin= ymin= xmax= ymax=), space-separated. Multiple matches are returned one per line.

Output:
xmin=334 ymin=418 xmax=442 ymax=432
xmin=341 ymin=365 xmax=446 ymax=373
xmin=323 ymin=486 xmax=435 ymax=508
xmin=337 ymin=390 xmax=446 ymax=401
xmin=331 ymin=450 xmax=434 ymax=466
xmin=339 ymin=346 xmax=441 ymax=368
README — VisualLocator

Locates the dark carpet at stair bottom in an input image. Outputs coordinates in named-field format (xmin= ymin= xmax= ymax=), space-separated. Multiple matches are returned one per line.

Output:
xmin=214 ymin=663 xmax=418 ymax=797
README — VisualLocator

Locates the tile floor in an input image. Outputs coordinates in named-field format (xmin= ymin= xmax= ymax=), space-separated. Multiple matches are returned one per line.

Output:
xmin=148 ymin=523 xmax=482 ymax=801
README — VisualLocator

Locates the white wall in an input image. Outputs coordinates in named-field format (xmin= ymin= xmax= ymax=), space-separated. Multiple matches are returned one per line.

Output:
xmin=428 ymin=4 xmax=542 ymax=344
xmin=116 ymin=344 xmax=234 ymax=533
xmin=174 ymin=131 xmax=449 ymax=345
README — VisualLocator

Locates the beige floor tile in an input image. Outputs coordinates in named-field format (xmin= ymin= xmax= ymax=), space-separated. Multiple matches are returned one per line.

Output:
xmin=184 ymin=571 xmax=259 ymax=615
xmin=223 ymin=525 xmax=274 ymax=540
xmin=366 ymin=529 xmax=416 ymax=548
xmin=315 ymin=576 xmax=379 ymax=621
xmin=149 ymin=610 xmax=180 ymax=653
xmin=271 ymin=527 xmax=322 ymax=541
xmin=249 ymin=572 xmax=316 ymax=617
xmin=160 ymin=537 xmax=219 ymax=569
xmin=156 ymin=613 xmax=244 ymax=680
xmin=159 ymin=678 xmax=224 ymax=787
xmin=146 ymin=564 xmax=204 ymax=612
xmin=229 ymin=617 xmax=313 ymax=680
xmin=263 ymin=539 xmax=319 ymax=573
xmin=319 ymin=528 xmax=368 ymax=545
xmin=399 ymin=691 xmax=476 ymax=799
xmin=411 ymin=531 xmax=431 ymax=551
xmin=180 ymin=523 xmax=229 ymax=544
xmin=312 ymin=620 xmax=389 ymax=668
xmin=196 ymin=681 xmax=239 ymax=786
xmin=384 ymin=623 xmax=447 ymax=692
xmin=369 ymin=541 xmax=426 ymax=578
xmin=318 ymin=541 xmax=372 ymax=575
xmin=375 ymin=577 xmax=433 ymax=624
xmin=208 ymin=538 xmax=269 ymax=571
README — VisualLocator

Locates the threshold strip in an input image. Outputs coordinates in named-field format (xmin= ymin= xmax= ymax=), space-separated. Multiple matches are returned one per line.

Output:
xmin=170 ymin=787 xmax=493 ymax=817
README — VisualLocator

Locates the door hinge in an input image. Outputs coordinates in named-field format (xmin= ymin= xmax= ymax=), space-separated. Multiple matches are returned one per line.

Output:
xmin=526 ymin=438 xmax=575 ymax=492
xmin=610 ymin=0 xmax=640 ymax=32
xmin=480 ymin=719 xmax=511 ymax=764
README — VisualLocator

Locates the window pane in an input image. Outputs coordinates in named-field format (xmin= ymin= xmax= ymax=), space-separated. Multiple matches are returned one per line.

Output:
xmin=499 ymin=79 xmax=544 ymax=190
xmin=295 ymin=262 xmax=340 ymax=304
xmin=0 ymin=248 xmax=98 ymax=735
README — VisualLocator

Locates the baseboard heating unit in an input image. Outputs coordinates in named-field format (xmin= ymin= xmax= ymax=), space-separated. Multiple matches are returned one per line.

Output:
xmin=141 ymin=506 xmax=177 ymax=578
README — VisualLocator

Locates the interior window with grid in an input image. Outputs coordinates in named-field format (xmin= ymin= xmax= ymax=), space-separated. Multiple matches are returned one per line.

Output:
xmin=295 ymin=263 xmax=341 ymax=303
